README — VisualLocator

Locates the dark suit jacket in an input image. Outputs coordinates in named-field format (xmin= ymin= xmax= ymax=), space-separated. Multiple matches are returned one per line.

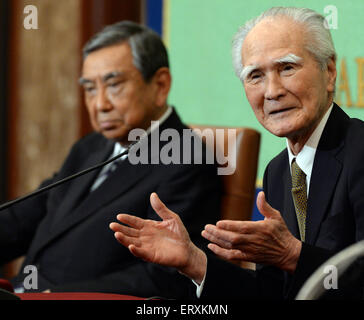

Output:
xmin=0 ymin=109 xmax=221 ymax=298
xmin=201 ymin=104 xmax=364 ymax=300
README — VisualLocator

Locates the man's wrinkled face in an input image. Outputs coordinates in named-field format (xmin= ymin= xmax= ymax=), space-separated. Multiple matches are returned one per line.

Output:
xmin=241 ymin=18 xmax=336 ymax=141
xmin=80 ymin=42 xmax=159 ymax=144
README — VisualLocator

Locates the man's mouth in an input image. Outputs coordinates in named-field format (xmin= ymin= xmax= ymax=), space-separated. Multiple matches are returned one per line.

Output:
xmin=269 ymin=107 xmax=295 ymax=115
xmin=98 ymin=120 xmax=120 ymax=130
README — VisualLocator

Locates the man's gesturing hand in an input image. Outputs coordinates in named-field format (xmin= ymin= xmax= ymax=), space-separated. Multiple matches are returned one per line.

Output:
xmin=201 ymin=191 xmax=302 ymax=273
xmin=109 ymin=192 xmax=207 ymax=284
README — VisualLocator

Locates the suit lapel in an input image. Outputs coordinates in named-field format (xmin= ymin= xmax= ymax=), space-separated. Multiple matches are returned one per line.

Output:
xmin=305 ymin=149 xmax=342 ymax=244
xmin=28 ymin=136 xmax=114 ymax=255
xmin=49 ymin=139 xmax=115 ymax=228
xmin=305 ymin=105 xmax=347 ymax=244
xmin=47 ymin=160 xmax=152 ymax=241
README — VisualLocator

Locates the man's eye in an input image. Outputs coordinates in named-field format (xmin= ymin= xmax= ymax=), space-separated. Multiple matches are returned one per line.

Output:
xmin=249 ymin=72 xmax=261 ymax=79
xmin=247 ymin=72 xmax=262 ymax=83
xmin=84 ymin=86 xmax=96 ymax=93
xmin=108 ymin=81 xmax=122 ymax=88
xmin=281 ymin=64 xmax=295 ymax=72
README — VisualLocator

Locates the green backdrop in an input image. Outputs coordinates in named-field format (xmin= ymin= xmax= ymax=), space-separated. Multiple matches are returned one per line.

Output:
xmin=165 ymin=0 xmax=364 ymax=184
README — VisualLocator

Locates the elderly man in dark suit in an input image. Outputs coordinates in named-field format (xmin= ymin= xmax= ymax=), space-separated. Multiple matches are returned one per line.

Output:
xmin=0 ymin=21 xmax=221 ymax=297
xmin=110 ymin=7 xmax=364 ymax=299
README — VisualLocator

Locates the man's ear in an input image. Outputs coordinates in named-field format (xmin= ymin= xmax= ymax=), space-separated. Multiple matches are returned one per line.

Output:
xmin=151 ymin=67 xmax=172 ymax=107
xmin=326 ymin=56 xmax=337 ymax=94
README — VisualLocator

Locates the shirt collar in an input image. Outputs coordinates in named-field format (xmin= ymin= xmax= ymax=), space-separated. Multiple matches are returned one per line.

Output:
xmin=287 ymin=103 xmax=333 ymax=179
xmin=113 ymin=141 xmax=127 ymax=157
xmin=146 ymin=105 xmax=172 ymax=136
xmin=113 ymin=105 xmax=173 ymax=155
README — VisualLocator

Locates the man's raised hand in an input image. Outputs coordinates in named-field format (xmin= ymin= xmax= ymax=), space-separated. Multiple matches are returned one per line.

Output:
xmin=202 ymin=191 xmax=302 ymax=273
xmin=109 ymin=192 xmax=207 ymax=283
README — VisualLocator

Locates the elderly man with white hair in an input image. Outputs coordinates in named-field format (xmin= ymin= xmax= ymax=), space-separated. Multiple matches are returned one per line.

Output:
xmin=110 ymin=7 xmax=364 ymax=299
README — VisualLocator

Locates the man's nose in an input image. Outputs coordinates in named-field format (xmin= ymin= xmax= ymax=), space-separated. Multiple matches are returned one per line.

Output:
xmin=264 ymin=73 xmax=286 ymax=100
xmin=96 ymin=88 xmax=112 ymax=111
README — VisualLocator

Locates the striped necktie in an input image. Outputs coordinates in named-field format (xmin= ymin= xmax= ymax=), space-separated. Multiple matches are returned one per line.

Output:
xmin=90 ymin=155 xmax=126 ymax=192
xmin=291 ymin=159 xmax=307 ymax=242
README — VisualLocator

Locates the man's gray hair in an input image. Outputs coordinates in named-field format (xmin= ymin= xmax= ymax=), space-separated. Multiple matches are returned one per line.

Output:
xmin=232 ymin=7 xmax=337 ymax=81
xmin=83 ymin=21 xmax=169 ymax=82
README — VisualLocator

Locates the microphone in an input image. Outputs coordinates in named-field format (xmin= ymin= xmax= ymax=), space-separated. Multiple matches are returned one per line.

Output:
xmin=0 ymin=140 xmax=138 ymax=212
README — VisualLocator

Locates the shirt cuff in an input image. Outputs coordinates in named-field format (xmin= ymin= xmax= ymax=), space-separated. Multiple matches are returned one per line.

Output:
xmin=192 ymin=262 xmax=207 ymax=298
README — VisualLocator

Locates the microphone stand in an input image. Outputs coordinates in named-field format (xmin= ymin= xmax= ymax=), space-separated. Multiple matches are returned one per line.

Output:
xmin=0 ymin=141 xmax=137 ymax=212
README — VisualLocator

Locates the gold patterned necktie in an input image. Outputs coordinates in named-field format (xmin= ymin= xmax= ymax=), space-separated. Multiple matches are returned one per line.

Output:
xmin=291 ymin=159 xmax=307 ymax=242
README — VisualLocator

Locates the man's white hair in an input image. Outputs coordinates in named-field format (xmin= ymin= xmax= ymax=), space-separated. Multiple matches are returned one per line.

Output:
xmin=232 ymin=7 xmax=337 ymax=82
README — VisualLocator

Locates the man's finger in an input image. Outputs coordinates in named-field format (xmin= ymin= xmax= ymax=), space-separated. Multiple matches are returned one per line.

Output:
xmin=150 ymin=192 xmax=175 ymax=220
xmin=202 ymin=225 xmax=252 ymax=248
xmin=116 ymin=214 xmax=144 ymax=229
xmin=114 ymin=231 xmax=141 ymax=248
xmin=109 ymin=222 xmax=139 ymax=237
xmin=256 ymin=191 xmax=279 ymax=219
xmin=204 ymin=224 xmax=246 ymax=242
xmin=207 ymin=243 xmax=246 ymax=260
xmin=216 ymin=220 xmax=257 ymax=233
xmin=128 ymin=244 xmax=151 ymax=262
xmin=203 ymin=226 xmax=256 ymax=247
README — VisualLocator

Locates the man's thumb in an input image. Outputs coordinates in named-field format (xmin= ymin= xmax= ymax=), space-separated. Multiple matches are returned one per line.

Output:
xmin=256 ymin=191 xmax=279 ymax=219
xmin=150 ymin=192 xmax=174 ymax=220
